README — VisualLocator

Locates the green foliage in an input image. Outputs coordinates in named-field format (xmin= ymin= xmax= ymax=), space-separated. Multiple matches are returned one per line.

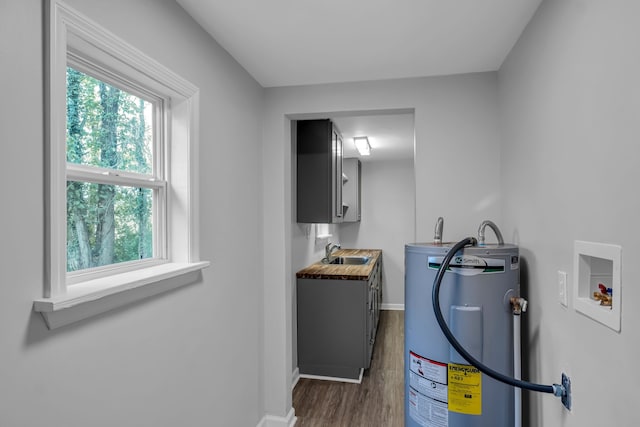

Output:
xmin=65 ymin=69 xmax=152 ymax=172
xmin=66 ymin=67 xmax=154 ymax=272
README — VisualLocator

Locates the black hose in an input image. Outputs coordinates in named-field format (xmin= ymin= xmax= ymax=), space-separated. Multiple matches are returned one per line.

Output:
xmin=431 ymin=237 xmax=559 ymax=395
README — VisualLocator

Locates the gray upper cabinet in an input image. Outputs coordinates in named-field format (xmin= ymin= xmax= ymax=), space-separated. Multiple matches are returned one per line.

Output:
xmin=296 ymin=119 xmax=344 ymax=223
xmin=342 ymin=158 xmax=361 ymax=222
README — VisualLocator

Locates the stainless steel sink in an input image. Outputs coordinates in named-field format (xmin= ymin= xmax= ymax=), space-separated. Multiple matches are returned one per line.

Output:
xmin=329 ymin=256 xmax=370 ymax=265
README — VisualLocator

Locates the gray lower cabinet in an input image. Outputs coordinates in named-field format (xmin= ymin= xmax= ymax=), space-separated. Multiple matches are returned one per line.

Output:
xmin=297 ymin=258 xmax=382 ymax=380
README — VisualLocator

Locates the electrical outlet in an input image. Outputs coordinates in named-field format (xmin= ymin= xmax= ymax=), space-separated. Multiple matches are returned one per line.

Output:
xmin=558 ymin=271 xmax=568 ymax=307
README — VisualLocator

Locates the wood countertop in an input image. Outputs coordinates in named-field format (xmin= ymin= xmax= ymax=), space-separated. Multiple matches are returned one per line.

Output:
xmin=295 ymin=249 xmax=382 ymax=280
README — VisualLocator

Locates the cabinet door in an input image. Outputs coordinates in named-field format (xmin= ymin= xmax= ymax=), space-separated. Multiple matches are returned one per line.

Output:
xmin=297 ymin=277 xmax=367 ymax=380
xmin=365 ymin=258 xmax=383 ymax=366
xmin=374 ymin=258 xmax=382 ymax=326
xmin=332 ymin=126 xmax=343 ymax=222
xmin=366 ymin=278 xmax=376 ymax=366
xmin=296 ymin=119 xmax=344 ymax=223
xmin=342 ymin=158 xmax=361 ymax=222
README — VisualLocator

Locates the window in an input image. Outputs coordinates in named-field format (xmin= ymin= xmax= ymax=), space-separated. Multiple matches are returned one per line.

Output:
xmin=35 ymin=1 xmax=209 ymax=329
xmin=65 ymin=66 xmax=163 ymax=280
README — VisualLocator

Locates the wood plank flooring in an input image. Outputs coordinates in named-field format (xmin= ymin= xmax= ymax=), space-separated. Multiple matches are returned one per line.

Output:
xmin=293 ymin=310 xmax=405 ymax=427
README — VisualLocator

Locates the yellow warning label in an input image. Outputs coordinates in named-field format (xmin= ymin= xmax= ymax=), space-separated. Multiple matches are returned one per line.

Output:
xmin=448 ymin=363 xmax=482 ymax=415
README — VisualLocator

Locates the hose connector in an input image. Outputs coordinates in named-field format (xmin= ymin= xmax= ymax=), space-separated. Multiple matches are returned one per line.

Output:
xmin=552 ymin=373 xmax=572 ymax=410
xmin=552 ymin=384 xmax=565 ymax=397
xmin=433 ymin=216 xmax=444 ymax=244
xmin=477 ymin=220 xmax=504 ymax=246
xmin=510 ymin=297 xmax=528 ymax=315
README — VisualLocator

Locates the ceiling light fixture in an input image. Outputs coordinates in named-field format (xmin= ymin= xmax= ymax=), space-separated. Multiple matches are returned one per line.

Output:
xmin=354 ymin=136 xmax=371 ymax=156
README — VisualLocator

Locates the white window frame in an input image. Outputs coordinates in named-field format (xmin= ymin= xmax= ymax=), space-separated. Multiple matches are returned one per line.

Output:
xmin=34 ymin=1 xmax=209 ymax=329
xmin=64 ymin=58 xmax=168 ymax=285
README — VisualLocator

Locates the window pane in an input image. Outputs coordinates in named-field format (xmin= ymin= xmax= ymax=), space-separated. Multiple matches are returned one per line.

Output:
xmin=66 ymin=66 xmax=153 ymax=174
xmin=67 ymin=181 xmax=153 ymax=272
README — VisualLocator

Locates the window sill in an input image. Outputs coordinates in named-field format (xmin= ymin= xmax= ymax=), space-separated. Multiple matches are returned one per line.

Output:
xmin=33 ymin=261 xmax=210 ymax=329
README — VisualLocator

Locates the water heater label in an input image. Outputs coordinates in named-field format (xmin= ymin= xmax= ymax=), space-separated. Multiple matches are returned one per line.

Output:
xmin=408 ymin=351 xmax=449 ymax=427
xmin=428 ymin=256 xmax=505 ymax=276
xmin=447 ymin=363 xmax=482 ymax=415
xmin=409 ymin=351 xmax=447 ymax=383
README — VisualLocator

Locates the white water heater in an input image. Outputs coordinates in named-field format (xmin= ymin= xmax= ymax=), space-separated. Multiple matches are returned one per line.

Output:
xmin=404 ymin=242 xmax=520 ymax=427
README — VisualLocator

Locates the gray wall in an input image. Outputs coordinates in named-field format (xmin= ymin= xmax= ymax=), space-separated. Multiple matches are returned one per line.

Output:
xmin=263 ymin=73 xmax=502 ymax=409
xmin=289 ymin=158 xmax=415 ymax=371
xmin=340 ymin=159 xmax=416 ymax=309
xmin=5 ymin=0 xmax=632 ymax=425
xmin=0 ymin=1 xmax=265 ymax=426
xmin=499 ymin=0 xmax=640 ymax=425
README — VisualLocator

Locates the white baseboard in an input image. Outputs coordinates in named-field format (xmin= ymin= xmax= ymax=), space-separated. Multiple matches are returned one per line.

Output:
xmin=381 ymin=303 xmax=404 ymax=310
xmin=299 ymin=368 xmax=364 ymax=384
xmin=293 ymin=366 xmax=364 ymax=385
xmin=291 ymin=367 xmax=300 ymax=390
xmin=257 ymin=408 xmax=296 ymax=427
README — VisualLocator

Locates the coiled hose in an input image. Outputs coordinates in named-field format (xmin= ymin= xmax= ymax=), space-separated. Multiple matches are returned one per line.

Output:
xmin=431 ymin=237 xmax=565 ymax=396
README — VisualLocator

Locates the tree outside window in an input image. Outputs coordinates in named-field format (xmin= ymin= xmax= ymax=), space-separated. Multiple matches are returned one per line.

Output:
xmin=65 ymin=67 xmax=157 ymax=272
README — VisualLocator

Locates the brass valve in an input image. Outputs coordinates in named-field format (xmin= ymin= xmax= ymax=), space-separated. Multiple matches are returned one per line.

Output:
xmin=510 ymin=297 xmax=528 ymax=315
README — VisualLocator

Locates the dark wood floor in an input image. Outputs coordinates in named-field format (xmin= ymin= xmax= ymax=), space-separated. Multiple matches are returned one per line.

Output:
xmin=293 ymin=310 xmax=405 ymax=427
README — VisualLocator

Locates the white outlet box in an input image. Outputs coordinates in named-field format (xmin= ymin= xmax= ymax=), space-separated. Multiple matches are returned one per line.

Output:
xmin=558 ymin=270 xmax=568 ymax=307
xmin=573 ymin=240 xmax=621 ymax=332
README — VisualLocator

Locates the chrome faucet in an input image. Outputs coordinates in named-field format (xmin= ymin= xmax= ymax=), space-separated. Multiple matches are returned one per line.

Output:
xmin=477 ymin=220 xmax=504 ymax=246
xmin=324 ymin=242 xmax=341 ymax=263
xmin=434 ymin=216 xmax=444 ymax=244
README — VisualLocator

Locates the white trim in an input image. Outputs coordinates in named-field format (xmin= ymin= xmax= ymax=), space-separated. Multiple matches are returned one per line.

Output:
xmin=573 ymin=240 xmax=622 ymax=332
xmin=35 ymin=262 xmax=209 ymax=313
xmin=291 ymin=367 xmax=300 ymax=391
xmin=34 ymin=262 xmax=209 ymax=329
xmin=45 ymin=0 xmax=68 ymax=297
xmin=65 ymin=164 xmax=166 ymax=189
xmin=67 ymin=257 xmax=167 ymax=286
xmin=40 ymin=1 xmax=206 ymax=328
xmin=299 ymin=369 xmax=364 ymax=384
xmin=59 ymin=2 xmax=197 ymax=98
xmin=256 ymin=408 xmax=297 ymax=427
xmin=381 ymin=303 xmax=405 ymax=311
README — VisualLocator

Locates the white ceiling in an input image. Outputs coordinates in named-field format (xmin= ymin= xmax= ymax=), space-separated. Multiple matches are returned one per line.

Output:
xmin=176 ymin=0 xmax=542 ymax=162
xmin=176 ymin=0 xmax=541 ymax=88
